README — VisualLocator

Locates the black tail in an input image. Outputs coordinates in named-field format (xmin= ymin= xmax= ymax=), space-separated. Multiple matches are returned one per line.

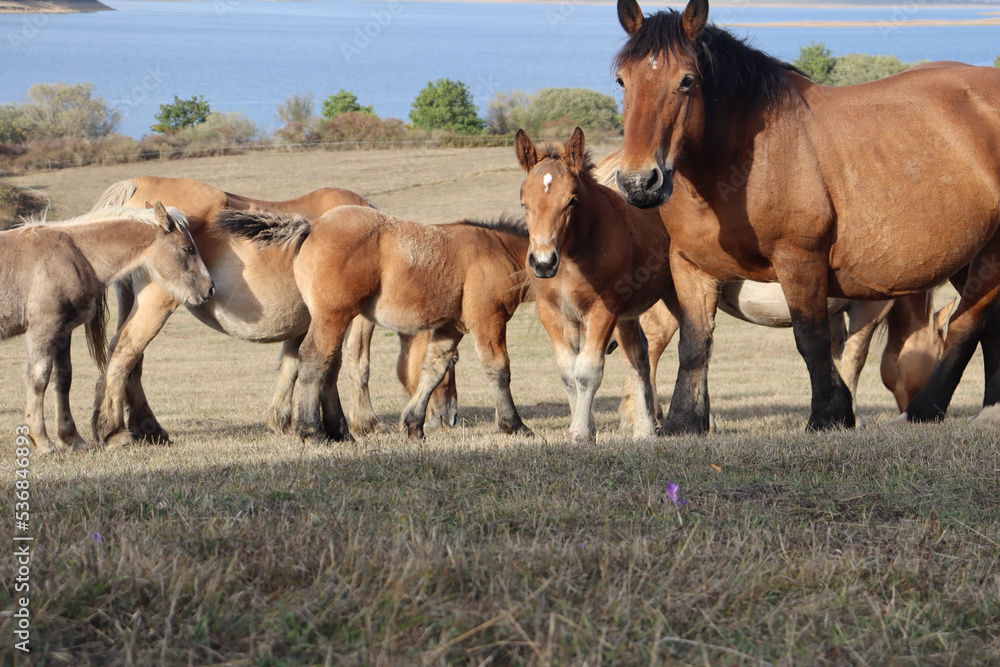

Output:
xmin=216 ymin=208 xmax=312 ymax=250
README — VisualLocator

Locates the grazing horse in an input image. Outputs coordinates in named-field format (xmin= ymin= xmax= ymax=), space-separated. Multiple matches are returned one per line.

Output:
xmin=89 ymin=176 xmax=454 ymax=445
xmin=0 ymin=203 xmax=213 ymax=453
xmin=217 ymin=207 xmax=534 ymax=442
xmin=517 ymin=127 xmax=673 ymax=442
xmin=613 ymin=0 xmax=1000 ymax=431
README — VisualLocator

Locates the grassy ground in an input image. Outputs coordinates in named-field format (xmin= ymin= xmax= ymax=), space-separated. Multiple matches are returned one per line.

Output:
xmin=1 ymin=147 xmax=998 ymax=665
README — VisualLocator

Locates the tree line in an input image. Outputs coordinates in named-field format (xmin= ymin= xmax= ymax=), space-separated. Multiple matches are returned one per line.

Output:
xmin=2 ymin=47 xmax=998 ymax=173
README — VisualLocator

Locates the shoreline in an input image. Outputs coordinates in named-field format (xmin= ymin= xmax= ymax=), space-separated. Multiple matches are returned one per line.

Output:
xmin=4 ymin=0 xmax=1000 ymax=13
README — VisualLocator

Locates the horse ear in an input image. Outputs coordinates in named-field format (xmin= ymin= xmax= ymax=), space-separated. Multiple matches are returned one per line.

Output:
xmin=515 ymin=129 xmax=537 ymax=172
xmin=618 ymin=0 xmax=643 ymax=35
xmin=151 ymin=200 xmax=174 ymax=232
xmin=682 ymin=0 xmax=709 ymax=41
xmin=934 ymin=297 xmax=958 ymax=337
xmin=565 ymin=127 xmax=586 ymax=171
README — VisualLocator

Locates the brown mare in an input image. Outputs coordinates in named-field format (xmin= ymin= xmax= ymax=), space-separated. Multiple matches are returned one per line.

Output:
xmin=517 ymin=128 xmax=673 ymax=442
xmin=613 ymin=0 xmax=1000 ymax=431
xmin=89 ymin=176 xmax=454 ymax=445
xmin=0 ymin=203 xmax=213 ymax=453
xmin=595 ymin=149 xmax=952 ymax=418
xmin=217 ymin=206 xmax=534 ymax=442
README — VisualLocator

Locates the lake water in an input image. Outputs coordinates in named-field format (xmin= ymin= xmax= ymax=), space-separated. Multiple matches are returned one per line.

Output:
xmin=2 ymin=0 xmax=999 ymax=138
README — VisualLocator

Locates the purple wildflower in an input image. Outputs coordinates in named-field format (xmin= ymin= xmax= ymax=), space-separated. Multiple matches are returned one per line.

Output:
xmin=666 ymin=482 xmax=687 ymax=507
xmin=90 ymin=531 xmax=103 ymax=543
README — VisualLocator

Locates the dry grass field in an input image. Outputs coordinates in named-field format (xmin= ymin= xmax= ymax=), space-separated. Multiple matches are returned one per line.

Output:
xmin=1 ymin=147 xmax=999 ymax=665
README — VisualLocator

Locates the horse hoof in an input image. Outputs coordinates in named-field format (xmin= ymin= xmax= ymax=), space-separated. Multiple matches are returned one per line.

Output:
xmin=103 ymin=430 xmax=133 ymax=449
xmin=60 ymin=432 xmax=88 ymax=449
xmin=267 ymin=412 xmax=293 ymax=435
xmin=405 ymin=424 xmax=425 ymax=440
xmin=131 ymin=418 xmax=170 ymax=444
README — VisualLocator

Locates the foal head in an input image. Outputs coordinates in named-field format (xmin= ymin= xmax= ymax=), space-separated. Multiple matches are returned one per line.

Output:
xmin=515 ymin=127 xmax=590 ymax=279
xmin=143 ymin=201 xmax=215 ymax=306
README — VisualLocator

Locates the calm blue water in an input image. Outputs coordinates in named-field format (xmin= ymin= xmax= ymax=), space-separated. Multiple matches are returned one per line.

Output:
xmin=2 ymin=0 xmax=999 ymax=138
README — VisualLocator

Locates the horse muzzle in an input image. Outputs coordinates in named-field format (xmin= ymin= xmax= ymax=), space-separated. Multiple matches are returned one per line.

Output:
xmin=616 ymin=164 xmax=674 ymax=209
xmin=529 ymin=250 xmax=560 ymax=279
xmin=191 ymin=281 xmax=216 ymax=306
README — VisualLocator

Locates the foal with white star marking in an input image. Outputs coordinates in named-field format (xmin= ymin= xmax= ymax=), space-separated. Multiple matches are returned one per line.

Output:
xmin=516 ymin=127 xmax=675 ymax=443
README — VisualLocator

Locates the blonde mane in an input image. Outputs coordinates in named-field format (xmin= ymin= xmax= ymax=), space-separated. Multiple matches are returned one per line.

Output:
xmin=21 ymin=205 xmax=190 ymax=230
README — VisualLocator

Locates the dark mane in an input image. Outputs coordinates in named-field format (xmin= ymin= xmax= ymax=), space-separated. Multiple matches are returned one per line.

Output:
xmin=613 ymin=10 xmax=799 ymax=138
xmin=460 ymin=213 xmax=529 ymax=238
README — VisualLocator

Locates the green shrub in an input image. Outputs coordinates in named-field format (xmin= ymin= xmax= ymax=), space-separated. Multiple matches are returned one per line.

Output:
xmin=321 ymin=89 xmax=374 ymax=120
xmin=994 ymin=55 xmax=1000 ymax=68
xmin=409 ymin=79 xmax=484 ymax=134
xmin=794 ymin=41 xmax=836 ymax=85
xmin=151 ymin=94 xmax=210 ymax=134
xmin=0 ymin=104 xmax=29 ymax=144
xmin=20 ymin=82 xmax=120 ymax=138
xmin=829 ymin=53 xmax=914 ymax=86
xmin=529 ymin=88 xmax=621 ymax=135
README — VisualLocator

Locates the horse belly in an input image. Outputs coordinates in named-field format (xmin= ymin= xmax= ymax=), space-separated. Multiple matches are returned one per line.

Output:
xmin=831 ymin=212 xmax=998 ymax=298
xmin=189 ymin=241 xmax=309 ymax=343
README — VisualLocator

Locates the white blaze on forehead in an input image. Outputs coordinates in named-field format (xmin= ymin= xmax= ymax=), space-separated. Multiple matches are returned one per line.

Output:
xmin=543 ymin=172 xmax=553 ymax=193
xmin=650 ymin=55 xmax=658 ymax=70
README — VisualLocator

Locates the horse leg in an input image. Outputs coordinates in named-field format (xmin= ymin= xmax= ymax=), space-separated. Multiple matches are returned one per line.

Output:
xmin=343 ymin=316 xmax=385 ymax=435
xmin=905 ymin=247 xmax=1000 ymax=422
xmin=615 ymin=317 xmax=657 ymax=438
xmin=836 ymin=301 xmax=889 ymax=397
xmin=978 ymin=308 xmax=1000 ymax=415
xmin=470 ymin=317 xmax=531 ymax=436
xmin=644 ymin=299 xmax=678 ymax=424
xmin=566 ymin=306 xmax=618 ymax=444
xmin=93 ymin=280 xmax=178 ymax=447
xmin=535 ymin=299 xmax=580 ymax=418
xmin=661 ymin=257 xmax=720 ymax=435
xmin=53 ymin=333 xmax=87 ymax=449
xmin=294 ymin=314 xmax=354 ymax=444
xmin=266 ymin=334 xmax=304 ymax=434
xmin=400 ymin=327 xmax=463 ymax=440
xmin=24 ymin=329 xmax=58 ymax=454
xmin=775 ymin=257 xmax=855 ymax=430
xmin=111 ymin=279 xmax=168 ymax=444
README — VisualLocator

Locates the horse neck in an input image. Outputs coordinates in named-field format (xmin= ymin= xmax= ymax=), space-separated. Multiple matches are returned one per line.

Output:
xmin=488 ymin=231 xmax=533 ymax=303
xmin=56 ymin=219 xmax=161 ymax=286
xmin=563 ymin=177 xmax=622 ymax=259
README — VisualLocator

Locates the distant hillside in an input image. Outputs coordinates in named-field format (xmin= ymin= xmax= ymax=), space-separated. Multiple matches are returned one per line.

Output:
xmin=0 ymin=0 xmax=110 ymax=12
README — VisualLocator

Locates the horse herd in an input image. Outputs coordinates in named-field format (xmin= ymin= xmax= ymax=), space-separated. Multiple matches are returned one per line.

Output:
xmin=4 ymin=0 xmax=1000 ymax=453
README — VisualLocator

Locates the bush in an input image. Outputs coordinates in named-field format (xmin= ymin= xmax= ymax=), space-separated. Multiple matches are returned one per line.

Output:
xmin=486 ymin=91 xmax=532 ymax=135
xmin=829 ymin=53 xmax=913 ymax=86
xmin=529 ymin=88 xmax=621 ymax=135
xmin=321 ymin=89 xmax=374 ymax=120
xmin=995 ymin=55 xmax=1000 ymax=68
xmin=151 ymin=94 xmax=210 ymax=134
xmin=178 ymin=111 xmax=258 ymax=144
xmin=20 ymin=82 xmax=120 ymax=138
xmin=794 ymin=41 xmax=836 ymax=85
xmin=409 ymin=79 xmax=484 ymax=134
xmin=278 ymin=92 xmax=315 ymax=126
xmin=313 ymin=112 xmax=407 ymax=145
xmin=0 ymin=104 xmax=29 ymax=144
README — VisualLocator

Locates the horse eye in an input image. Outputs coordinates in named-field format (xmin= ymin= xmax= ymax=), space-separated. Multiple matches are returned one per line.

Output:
xmin=616 ymin=76 xmax=624 ymax=89
xmin=183 ymin=246 xmax=196 ymax=256
xmin=679 ymin=74 xmax=695 ymax=92
xmin=567 ymin=196 xmax=579 ymax=208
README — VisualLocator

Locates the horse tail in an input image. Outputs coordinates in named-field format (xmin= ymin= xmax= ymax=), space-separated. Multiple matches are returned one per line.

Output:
xmin=215 ymin=208 xmax=312 ymax=251
xmin=85 ymin=289 xmax=110 ymax=371
xmin=90 ymin=179 xmax=138 ymax=211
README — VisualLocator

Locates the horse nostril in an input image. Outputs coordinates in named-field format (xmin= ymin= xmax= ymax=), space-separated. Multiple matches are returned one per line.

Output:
xmin=643 ymin=166 xmax=663 ymax=192
xmin=207 ymin=285 xmax=216 ymax=299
